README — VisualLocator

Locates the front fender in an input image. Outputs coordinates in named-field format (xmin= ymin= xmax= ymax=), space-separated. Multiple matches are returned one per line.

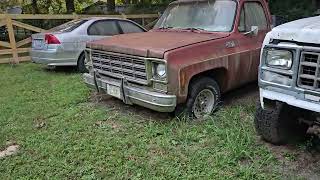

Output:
xmin=177 ymin=57 xmax=229 ymax=103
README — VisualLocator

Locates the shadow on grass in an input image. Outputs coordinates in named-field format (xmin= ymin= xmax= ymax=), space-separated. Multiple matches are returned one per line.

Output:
xmin=43 ymin=66 xmax=78 ymax=74
xmin=89 ymin=82 xmax=260 ymax=123
xmin=90 ymin=92 xmax=173 ymax=123
xmin=222 ymin=82 xmax=259 ymax=106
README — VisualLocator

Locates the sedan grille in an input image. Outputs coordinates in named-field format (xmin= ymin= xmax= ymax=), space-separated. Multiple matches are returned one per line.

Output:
xmin=91 ymin=50 xmax=148 ymax=84
xmin=298 ymin=52 xmax=320 ymax=91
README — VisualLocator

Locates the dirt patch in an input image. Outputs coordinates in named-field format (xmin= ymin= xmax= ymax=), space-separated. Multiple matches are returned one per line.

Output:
xmin=89 ymin=83 xmax=259 ymax=122
xmin=223 ymin=82 xmax=259 ymax=106
xmin=94 ymin=119 xmax=122 ymax=130
xmin=262 ymin=140 xmax=320 ymax=180
xmin=89 ymin=92 xmax=172 ymax=122
xmin=34 ymin=121 xmax=46 ymax=129
xmin=0 ymin=141 xmax=19 ymax=159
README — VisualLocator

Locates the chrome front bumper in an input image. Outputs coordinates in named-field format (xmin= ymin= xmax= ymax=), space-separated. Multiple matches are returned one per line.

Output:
xmin=83 ymin=73 xmax=177 ymax=112
xmin=30 ymin=48 xmax=78 ymax=66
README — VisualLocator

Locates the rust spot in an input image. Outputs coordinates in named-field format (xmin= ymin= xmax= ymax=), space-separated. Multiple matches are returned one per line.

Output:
xmin=180 ymin=70 xmax=186 ymax=93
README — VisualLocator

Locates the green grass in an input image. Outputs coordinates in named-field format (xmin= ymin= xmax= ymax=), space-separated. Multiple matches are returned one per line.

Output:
xmin=0 ymin=63 xmax=280 ymax=179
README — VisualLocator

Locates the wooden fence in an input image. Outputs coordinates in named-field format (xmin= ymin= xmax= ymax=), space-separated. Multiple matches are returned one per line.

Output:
xmin=0 ymin=13 xmax=159 ymax=64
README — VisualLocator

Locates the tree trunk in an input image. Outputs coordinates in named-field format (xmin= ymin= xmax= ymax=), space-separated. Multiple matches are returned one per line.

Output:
xmin=65 ymin=0 xmax=75 ymax=13
xmin=31 ymin=0 xmax=39 ymax=14
xmin=107 ymin=0 xmax=116 ymax=13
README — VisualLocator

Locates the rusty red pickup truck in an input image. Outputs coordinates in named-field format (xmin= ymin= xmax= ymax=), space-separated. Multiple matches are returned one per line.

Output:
xmin=84 ymin=0 xmax=272 ymax=118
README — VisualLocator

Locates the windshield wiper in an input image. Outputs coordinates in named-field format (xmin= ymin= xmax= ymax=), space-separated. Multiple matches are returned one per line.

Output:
xmin=183 ymin=27 xmax=206 ymax=32
xmin=158 ymin=26 xmax=173 ymax=30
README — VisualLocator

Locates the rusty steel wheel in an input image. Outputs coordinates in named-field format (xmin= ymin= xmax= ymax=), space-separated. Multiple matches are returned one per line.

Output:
xmin=192 ymin=89 xmax=216 ymax=118
xmin=175 ymin=77 xmax=220 ymax=119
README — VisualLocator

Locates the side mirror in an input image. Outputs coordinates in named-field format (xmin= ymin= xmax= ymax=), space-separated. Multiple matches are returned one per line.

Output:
xmin=244 ymin=26 xmax=259 ymax=36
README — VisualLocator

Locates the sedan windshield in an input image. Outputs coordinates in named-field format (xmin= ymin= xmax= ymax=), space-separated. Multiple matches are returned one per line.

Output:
xmin=154 ymin=0 xmax=237 ymax=32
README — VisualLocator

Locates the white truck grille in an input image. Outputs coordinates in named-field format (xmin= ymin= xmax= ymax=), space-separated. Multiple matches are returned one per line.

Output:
xmin=91 ymin=50 xmax=148 ymax=84
xmin=298 ymin=52 xmax=320 ymax=91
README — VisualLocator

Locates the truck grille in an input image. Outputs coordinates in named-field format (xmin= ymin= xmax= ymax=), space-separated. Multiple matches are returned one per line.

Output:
xmin=91 ymin=50 xmax=148 ymax=84
xmin=298 ymin=52 xmax=320 ymax=91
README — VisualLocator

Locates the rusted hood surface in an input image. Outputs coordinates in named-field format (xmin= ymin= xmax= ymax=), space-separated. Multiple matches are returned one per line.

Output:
xmin=87 ymin=31 xmax=229 ymax=58
xmin=269 ymin=16 xmax=320 ymax=44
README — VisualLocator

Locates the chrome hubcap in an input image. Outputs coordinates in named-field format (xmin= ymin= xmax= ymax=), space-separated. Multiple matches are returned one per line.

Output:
xmin=192 ymin=89 xmax=215 ymax=118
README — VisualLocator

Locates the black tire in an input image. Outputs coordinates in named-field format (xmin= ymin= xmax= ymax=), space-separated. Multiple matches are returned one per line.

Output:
xmin=175 ymin=77 xmax=221 ymax=119
xmin=77 ymin=53 xmax=88 ymax=73
xmin=255 ymin=102 xmax=308 ymax=145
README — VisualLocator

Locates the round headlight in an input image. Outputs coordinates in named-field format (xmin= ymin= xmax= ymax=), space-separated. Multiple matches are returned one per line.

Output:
xmin=155 ymin=63 xmax=166 ymax=78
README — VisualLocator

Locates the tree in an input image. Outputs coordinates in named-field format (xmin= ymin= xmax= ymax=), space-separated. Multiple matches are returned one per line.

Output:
xmin=31 ymin=0 xmax=39 ymax=14
xmin=107 ymin=0 xmax=115 ymax=12
xmin=269 ymin=0 xmax=316 ymax=21
xmin=65 ymin=0 xmax=75 ymax=13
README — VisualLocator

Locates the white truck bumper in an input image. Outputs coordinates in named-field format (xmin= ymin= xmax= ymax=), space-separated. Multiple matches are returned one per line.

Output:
xmin=260 ymin=88 xmax=320 ymax=113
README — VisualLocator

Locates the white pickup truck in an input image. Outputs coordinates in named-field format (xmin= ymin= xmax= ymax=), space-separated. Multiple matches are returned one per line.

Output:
xmin=255 ymin=16 xmax=320 ymax=144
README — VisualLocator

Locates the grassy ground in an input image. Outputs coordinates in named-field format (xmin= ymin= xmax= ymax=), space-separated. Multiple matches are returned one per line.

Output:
xmin=0 ymin=63 xmax=283 ymax=179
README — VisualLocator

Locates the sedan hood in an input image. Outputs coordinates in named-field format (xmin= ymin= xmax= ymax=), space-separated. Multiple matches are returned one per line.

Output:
xmin=87 ymin=31 xmax=229 ymax=58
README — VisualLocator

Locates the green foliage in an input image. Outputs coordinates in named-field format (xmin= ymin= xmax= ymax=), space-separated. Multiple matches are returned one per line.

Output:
xmin=1 ymin=0 xmax=319 ymax=20
xmin=2 ymin=0 xmax=93 ymax=14
xmin=0 ymin=0 xmax=20 ymax=13
xmin=269 ymin=0 xmax=316 ymax=21
xmin=0 ymin=63 xmax=284 ymax=179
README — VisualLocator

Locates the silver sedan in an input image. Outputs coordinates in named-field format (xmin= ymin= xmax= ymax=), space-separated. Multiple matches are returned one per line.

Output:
xmin=31 ymin=17 xmax=146 ymax=72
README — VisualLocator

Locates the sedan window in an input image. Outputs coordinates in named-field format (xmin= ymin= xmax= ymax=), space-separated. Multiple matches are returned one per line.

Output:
xmin=51 ymin=19 xmax=88 ymax=32
xmin=119 ymin=21 xmax=145 ymax=33
xmin=88 ymin=20 xmax=120 ymax=36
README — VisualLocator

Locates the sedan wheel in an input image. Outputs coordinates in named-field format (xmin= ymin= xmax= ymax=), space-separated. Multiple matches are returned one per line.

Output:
xmin=77 ymin=53 xmax=89 ymax=73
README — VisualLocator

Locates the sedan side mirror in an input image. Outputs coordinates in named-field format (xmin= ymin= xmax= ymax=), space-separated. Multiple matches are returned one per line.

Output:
xmin=244 ymin=26 xmax=259 ymax=36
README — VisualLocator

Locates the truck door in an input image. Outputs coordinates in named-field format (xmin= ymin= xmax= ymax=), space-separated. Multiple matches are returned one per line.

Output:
xmin=235 ymin=1 xmax=269 ymax=85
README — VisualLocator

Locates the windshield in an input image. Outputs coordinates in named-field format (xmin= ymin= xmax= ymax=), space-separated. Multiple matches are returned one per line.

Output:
xmin=154 ymin=0 xmax=237 ymax=32
xmin=51 ymin=19 xmax=88 ymax=32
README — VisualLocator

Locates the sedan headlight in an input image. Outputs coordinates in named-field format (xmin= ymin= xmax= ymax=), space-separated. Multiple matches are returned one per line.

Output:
xmin=153 ymin=63 xmax=166 ymax=79
xmin=266 ymin=49 xmax=293 ymax=69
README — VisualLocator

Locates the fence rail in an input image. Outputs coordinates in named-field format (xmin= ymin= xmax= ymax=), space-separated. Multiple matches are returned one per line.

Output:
xmin=0 ymin=13 xmax=159 ymax=64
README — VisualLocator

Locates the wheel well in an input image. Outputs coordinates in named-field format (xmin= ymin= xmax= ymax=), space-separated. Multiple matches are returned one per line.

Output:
xmin=188 ymin=68 xmax=228 ymax=93
xmin=77 ymin=51 xmax=85 ymax=65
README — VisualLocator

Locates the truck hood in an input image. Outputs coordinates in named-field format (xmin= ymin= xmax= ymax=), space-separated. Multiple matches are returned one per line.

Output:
xmin=87 ymin=31 xmax=229 ymax=58
xmin=269 ymin=16 xmax=320 ymax=44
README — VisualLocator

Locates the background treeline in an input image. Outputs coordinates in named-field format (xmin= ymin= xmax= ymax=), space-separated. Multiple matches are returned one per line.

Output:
xmin=1 ymin=0 xmax=319 ymax=21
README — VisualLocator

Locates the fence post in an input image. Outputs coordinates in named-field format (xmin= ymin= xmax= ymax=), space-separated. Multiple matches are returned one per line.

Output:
xmin=6 ymin=15 xmax=19 ymax=64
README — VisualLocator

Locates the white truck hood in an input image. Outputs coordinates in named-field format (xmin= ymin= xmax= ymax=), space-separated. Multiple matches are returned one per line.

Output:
xmin=266 ymin=16 xmax=320 ymax=44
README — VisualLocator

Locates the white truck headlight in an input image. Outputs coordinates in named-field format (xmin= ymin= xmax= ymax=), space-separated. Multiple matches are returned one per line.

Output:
xmin=153 ymin=63 xmax=166 ymax=79
xmin=266 ymin=49 xmax=293 ymax=69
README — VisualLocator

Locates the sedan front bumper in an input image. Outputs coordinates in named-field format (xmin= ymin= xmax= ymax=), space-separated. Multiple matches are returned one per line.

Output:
xmin=83 ymin=73 xmax=177 ymax=112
